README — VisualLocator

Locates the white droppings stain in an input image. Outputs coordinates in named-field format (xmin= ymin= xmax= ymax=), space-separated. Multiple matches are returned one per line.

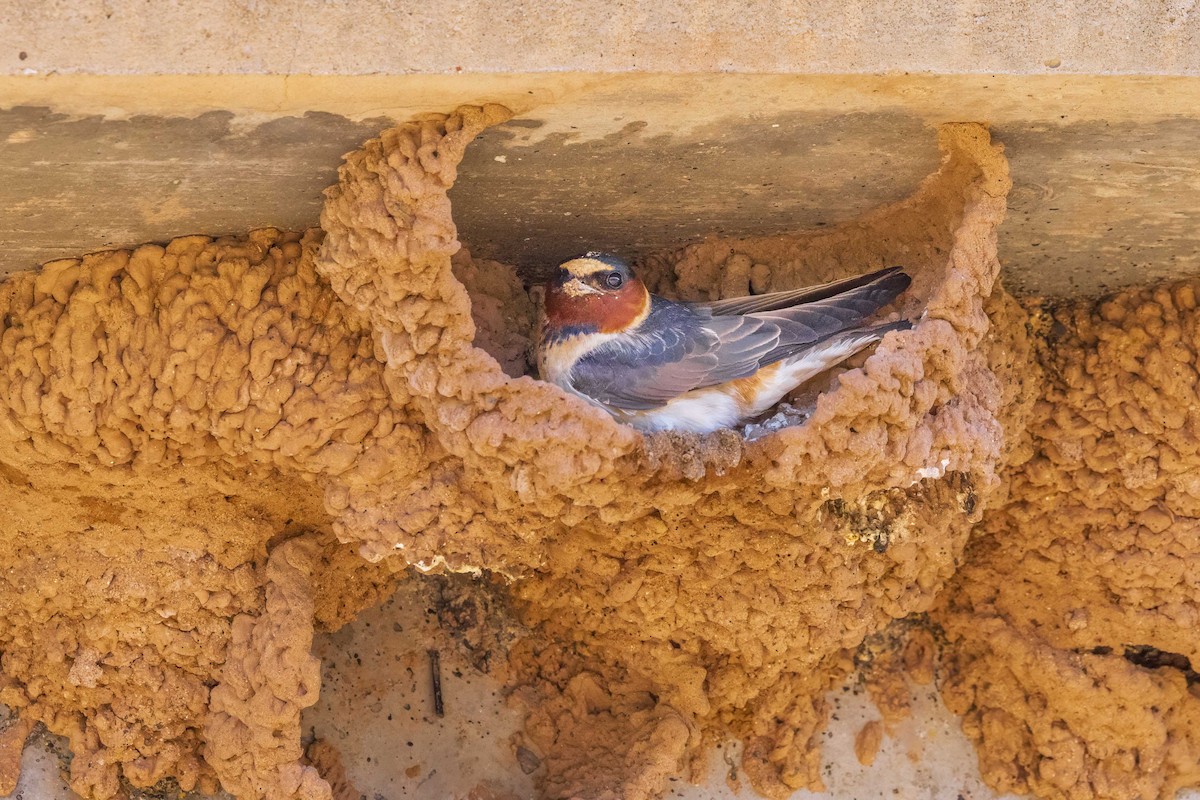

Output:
xmin=412 ymin=554 xmax=483 ymax=577
xmin=910 ymin=457 xmax=951 ymax=484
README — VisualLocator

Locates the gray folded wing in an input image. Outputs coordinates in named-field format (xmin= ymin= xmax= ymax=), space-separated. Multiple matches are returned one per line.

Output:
xmin=569 ymin=301 xmax=780 ymax=410
xmin=569 ymin=268 xmax=911 ymax=411
xmin=698 ymin=266 xmax=908 ymax=316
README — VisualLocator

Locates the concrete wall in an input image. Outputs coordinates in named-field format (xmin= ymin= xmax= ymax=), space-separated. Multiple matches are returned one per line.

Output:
xmin=5 ymin=0 xmax=1200 ymax=75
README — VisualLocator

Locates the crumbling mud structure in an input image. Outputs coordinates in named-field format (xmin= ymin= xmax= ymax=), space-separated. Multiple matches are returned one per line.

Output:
xmin=0 ymin=103 xmax=1197 ymax=800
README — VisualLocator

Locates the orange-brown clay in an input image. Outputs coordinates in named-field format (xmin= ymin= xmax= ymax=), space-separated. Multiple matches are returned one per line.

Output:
xmin=0 ymin=104 xmax=1194 ymax=800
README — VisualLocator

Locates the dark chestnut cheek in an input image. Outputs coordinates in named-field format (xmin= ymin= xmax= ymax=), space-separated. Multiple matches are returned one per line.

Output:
xmin=544 ymin=289 xmax=600 ymax=330
xmin=596 ymin=283 xmax=649 ymax=334
xmin=544 ymin=286 xmax=574 ymax=310
xmin=545 ymin=281 xmax=648 ymax=333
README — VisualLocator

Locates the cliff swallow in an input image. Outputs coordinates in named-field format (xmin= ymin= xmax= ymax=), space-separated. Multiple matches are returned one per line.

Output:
xmin=537 ymin=253 xmax=912 ymax=433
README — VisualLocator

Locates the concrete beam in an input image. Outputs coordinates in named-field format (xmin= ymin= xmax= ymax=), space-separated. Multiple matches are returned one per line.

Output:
xmin=3 ymin=74 xmax=1200 ymax=297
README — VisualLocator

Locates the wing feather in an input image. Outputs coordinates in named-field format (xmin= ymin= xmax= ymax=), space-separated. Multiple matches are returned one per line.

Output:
xmin=567 ymin=268 xmax=911 ymax=412
xmin=569 ymin=301 xmax=781 ymax=410
xmin=697 ymin=266 xmax=907 ymax=315
xmin=745 ymin=268 xmax=912 ymax=359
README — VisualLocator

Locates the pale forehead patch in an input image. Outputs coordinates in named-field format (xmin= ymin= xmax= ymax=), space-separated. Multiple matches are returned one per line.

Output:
xmin=561 ymin=257 xmax=620 ymax=278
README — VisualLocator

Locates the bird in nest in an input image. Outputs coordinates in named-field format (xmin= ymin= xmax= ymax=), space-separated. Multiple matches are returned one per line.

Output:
xmin=536 ymin=253 xmax=912 ymax=434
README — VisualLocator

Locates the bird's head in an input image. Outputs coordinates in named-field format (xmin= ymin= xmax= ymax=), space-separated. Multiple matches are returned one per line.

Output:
xmin=543 ymin=253 xmax=650 ymax=334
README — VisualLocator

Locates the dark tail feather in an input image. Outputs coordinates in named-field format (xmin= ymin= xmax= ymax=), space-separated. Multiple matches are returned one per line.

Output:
xmin=831 ymin=318 xmax=912 ymax=346
xmin=699 ymin=266 xmax=908 ymax=316
xmin=748 ymin=267 xmax=911 ymax=348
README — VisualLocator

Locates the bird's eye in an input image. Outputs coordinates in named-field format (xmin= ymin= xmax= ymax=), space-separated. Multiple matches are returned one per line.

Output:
xmin=605 ymin=272 xmax=624 ymax=289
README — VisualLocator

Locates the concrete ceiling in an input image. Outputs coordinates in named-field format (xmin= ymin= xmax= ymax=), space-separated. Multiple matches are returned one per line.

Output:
xmin=2 ymin=74 xmax=1200 ymax=298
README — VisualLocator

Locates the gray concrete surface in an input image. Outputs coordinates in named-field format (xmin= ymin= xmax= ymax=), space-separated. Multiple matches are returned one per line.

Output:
xmin=3 ymin=0 xmax=1199 ymax=75
xmin=304 ymin=580 xmax=536 ymax=799
xmin=3 ymin=74 xmax=1200 ymax=296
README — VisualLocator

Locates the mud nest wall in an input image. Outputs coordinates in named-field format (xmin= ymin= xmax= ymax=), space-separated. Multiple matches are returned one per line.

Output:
xmin=935 ymin=282 xmax=1200 ymax=800
xmin=0 ymin=103 xmax=1196 ymax=800
xmin=315 ymin=106 xmax=1018 ymax=797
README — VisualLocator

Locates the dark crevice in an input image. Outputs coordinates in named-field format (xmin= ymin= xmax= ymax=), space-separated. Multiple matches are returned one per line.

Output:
xmin=1123 ymin=644 xmax=1200 ymax=686
xmin=1085 ymin=644 xmax=1200 ymax=686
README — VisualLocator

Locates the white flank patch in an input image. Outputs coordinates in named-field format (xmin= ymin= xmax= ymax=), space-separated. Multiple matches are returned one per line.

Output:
xmin=627 ymin=389 xmax=745 ymax=433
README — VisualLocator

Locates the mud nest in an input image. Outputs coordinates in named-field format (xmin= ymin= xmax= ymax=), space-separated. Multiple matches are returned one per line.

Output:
xmin=1 ymin=104 xmax=1197 ymax=800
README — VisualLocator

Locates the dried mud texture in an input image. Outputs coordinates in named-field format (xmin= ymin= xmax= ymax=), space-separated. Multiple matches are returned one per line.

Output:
xmin=0 ymin=106 xmax=1023 ymax=799
xmin=510 ymin=641 xmax=693 ymax=800
xmin=0 ymin=228 xmax=396 ymax=476
xmin=205 ymin=536 xmax=329 ymax=800
xmin=854 ymin=720 xmax=884 ymax=767
xmin=319 ymin=103 xmax=643 ymax=573
xmin=936 ymin=279 xmax=1200 ymax=800
xmin=0 ymin=227 xmax=406 ymax=797
xmin=317 ymin=108 xmax=1024 ymax=797
xmin=303 ymin=739 xmax=361 ymax=800
xmin=0 ymin=714 xmax=33 ymax=795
